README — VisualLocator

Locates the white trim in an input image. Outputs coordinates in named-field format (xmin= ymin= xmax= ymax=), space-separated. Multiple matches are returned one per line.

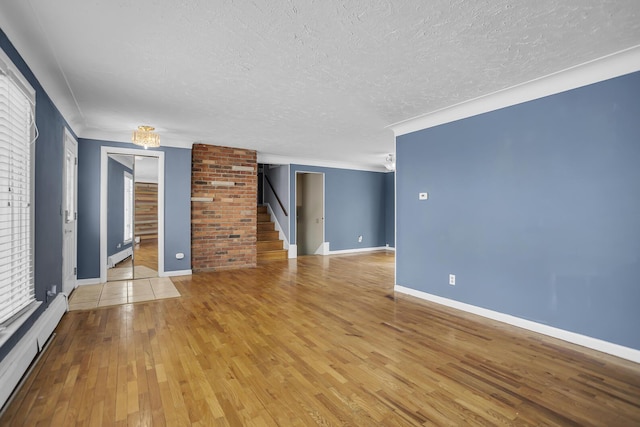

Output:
xmin=100 ymin=147 xmax=165 ymax=283
xmin=388 ymin=45 xmax=640 ymax=136
xmin=0 ymin=296 xmax=66 ymax=409
xmin=62 ymin=128 xmax=78 ymax=295
xmin=258 ymin=153 xmax=386 ymax=172
xmin=314 ymin=242 xmax=330 ymax=255
xmin=385 ymin=245 xmax=396 ymax=252
xmin=394 ymin=285 xmax=640 ymax=364
xmin=162 ymin=269 xmax=192 ymax=277
xmin=76 ymin=278 xmax=101 ymax=286
xmin=0 ymin=302 xmax=41 ymax=349
xmin=0 ymin=46 xmax=36 ymax=104
xmin=264 ymin=203 xmax=289 ymax=249
xmin=329 ymin=246 xmax=389 ymax=255
xmin=288 ymin=244 xmax=297 ymax=259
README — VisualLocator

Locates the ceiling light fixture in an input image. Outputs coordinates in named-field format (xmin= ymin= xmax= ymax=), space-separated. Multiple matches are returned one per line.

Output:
xmin=384 ymin=153 xmax=396 ymax=171
xmin=132 ymin=125 xmax=160 ymax=149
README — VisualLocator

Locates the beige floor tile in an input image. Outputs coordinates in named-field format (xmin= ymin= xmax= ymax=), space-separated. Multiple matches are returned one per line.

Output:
xmin=98 ymin=297 xmax=128 ymax=307
xmin=149 ymin=277 xmax=173 ymax=286
xmin=68 ymin=301 xmax=98 ymax=310
xmin=153 ymin=290 xmax=181 ymax=298
xmin=129 ymin=294 xmax=155 ymax=303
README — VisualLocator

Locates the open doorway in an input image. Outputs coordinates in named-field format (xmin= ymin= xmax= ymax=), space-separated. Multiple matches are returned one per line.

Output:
xmin=295 ymin=172 xmax=325 ymax=255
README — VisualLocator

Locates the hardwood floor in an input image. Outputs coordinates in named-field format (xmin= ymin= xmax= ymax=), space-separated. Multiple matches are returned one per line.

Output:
xmin=2 ymin=252 xmax=639 ymax=426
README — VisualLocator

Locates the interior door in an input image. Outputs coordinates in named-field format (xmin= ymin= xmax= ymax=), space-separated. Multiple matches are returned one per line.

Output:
xmin=296 ymin=172 xmax=324 ymax=255
xmin=62 ymin=129 xmax=77 ymax=294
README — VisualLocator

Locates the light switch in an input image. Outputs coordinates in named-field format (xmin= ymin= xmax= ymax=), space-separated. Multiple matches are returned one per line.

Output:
xmin=419 ymin=192 xmax=428 ymax=200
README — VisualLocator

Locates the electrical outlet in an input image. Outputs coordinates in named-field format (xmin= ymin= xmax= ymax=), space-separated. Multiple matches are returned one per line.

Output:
xmin=358 ymin=235 xmax=363 ymax=243
xmin=449 ymin=274 xmax=455 ymax=286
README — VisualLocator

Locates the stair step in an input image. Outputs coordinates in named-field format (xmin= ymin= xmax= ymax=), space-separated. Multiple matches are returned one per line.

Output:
xmin=257 ymin=249 xmax=288 ymax=262
xmin=257 ymin=205 xmax=268 ymax=214
xmin=258 ymin=230 xmax=279 ymax=241
xmin=257 ymin=222 xmax=275 ymax=232
xmin=258 ymin=240 xmax=283 ymax=251
xmin=257 ymin=213 xmax=271 ymax=222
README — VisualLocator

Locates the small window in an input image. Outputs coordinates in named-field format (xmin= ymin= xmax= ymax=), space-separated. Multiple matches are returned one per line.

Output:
xmin=123 ymin=172 xmax=133 ymax=243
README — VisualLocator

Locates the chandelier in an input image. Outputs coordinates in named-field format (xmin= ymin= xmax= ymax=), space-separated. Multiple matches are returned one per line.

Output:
xmin=132 ymin=125 xmax=160 ymax=149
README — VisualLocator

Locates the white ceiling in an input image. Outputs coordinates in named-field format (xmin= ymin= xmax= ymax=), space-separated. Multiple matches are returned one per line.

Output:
xmin=1 ymin=1 xmax=639 ymax=170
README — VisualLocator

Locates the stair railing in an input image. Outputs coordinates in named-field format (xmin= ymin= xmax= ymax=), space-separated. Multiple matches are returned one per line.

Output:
xmin=264 ymin=174 xmax=288 ymax=217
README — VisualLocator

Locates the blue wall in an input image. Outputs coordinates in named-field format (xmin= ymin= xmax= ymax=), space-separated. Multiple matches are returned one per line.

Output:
xmin=0 ymin=29 xmax=72 ymax=359
xmin=264 ymin=164 xmax=290 ymax=242
xmin=396 ymin=71 xmax=640 ymax=350
xmin=289 ymin=165 xmax=388 ymax=251
xmin=77 ymin=139 xmax=192 ymax=278
xmin=107 ymin=158 xmax=133 ymax=257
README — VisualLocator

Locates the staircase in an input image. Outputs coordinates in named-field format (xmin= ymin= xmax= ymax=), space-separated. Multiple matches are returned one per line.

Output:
xmin=257 ymin=206 xmax=288 ymax=262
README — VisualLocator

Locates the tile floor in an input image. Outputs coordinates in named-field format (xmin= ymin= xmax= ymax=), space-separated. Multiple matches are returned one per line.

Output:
xmin=107 ymin=265 xmax=158 ymax=281
xmin=68 ymin=277 xmax=181 ymax=311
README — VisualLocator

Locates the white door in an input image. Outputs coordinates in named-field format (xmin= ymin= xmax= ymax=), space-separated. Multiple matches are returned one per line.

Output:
xmin=62 ymin=129 xmax=78 ymax=294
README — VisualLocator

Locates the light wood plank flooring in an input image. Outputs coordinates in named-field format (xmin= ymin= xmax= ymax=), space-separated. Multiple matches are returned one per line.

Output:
xmin=2 ymin=252 xmax=639 ymax=425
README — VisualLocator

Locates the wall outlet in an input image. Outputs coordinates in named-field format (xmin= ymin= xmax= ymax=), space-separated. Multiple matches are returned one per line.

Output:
xmin=358 ymin=235 xmax=363 ymax=243
xmin=419 ymin=192 xmax=428 ymax=200
xmin=176 ymin=253 xmax=184 ymax=260
xmin=117 ymin=243 xmax=121 ymax=248
xmin=449 ymin=274 xmax=455 ymax=286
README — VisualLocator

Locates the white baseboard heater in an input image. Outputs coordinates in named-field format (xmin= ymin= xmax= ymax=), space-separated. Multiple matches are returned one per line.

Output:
xmin=0 ymin=295 xmax=67 ymax=410
xmin=107 ymin=247 xmax=133 ymax=268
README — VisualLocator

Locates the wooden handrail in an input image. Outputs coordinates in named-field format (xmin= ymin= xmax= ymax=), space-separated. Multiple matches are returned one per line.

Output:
xmin=264 ymin=174 xmax=288 ymax=217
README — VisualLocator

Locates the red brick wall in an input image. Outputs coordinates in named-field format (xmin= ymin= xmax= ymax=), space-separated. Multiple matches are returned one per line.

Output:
xmin=191 ymin=144 xmax=257 ymax=271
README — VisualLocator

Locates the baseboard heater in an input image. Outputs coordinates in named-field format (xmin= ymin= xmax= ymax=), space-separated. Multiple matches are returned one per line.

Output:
xmin=107 ymin=247 xmax=133 ymax=268
xmin=0 ymin=295 xmax=67 ymax=410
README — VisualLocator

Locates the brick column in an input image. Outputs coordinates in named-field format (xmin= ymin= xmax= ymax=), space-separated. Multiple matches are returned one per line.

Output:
xmin=191 ymin=144 xmax=257 ymax=271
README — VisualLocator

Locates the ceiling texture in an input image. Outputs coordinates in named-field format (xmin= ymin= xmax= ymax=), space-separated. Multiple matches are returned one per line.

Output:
xmin=0 ymin=1 xmax=639 ymax=170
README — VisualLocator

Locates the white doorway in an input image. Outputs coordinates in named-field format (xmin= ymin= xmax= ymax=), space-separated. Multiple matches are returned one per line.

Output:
xmin=62 ymin=129 xmax=78 ymax=294
xmin=295 ymin=172 xmax=325 ymax=255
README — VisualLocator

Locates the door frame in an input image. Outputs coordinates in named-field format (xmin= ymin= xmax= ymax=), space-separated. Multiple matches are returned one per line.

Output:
xmin=294 ymin=171 xmax=327 ymax=256
xmin=100 ymin=146 xmax=165 ymax=283
xmin=62 ymin=128 xmax=78 ymax=294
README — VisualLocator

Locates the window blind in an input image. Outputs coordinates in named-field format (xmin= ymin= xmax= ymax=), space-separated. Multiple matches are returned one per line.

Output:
xmin=0 ymin=56 xmax=36 ymax=326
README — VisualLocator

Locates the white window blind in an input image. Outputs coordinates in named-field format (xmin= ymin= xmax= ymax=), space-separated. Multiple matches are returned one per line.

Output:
xmin=0 ymin=52 xmax=36 ymax=326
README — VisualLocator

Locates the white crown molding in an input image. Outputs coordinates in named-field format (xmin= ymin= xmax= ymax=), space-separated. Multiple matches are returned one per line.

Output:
xmin=388 ymin=45 xmax=640 ymax=136
xmin=258 ymin=153 xmax=387 ymax=172
xmin=395 ymin=285 xmax=640 ymax=364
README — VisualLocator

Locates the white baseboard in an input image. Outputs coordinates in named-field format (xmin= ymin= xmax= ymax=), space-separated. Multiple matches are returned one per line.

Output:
xmin=264 ymin=203 xmax=290 ymax=249
xmin=314 ymin=242 xmax=330 ymax=255
xmin=0 ymin=295 xmax=67 ymax=409
xmin=77 ymin=278 xmax=101 ymax=286
xmin=385 ymin=245 xmax=396 ymax=251
xmin=162 ymin=269 xmax=192 ymax=277
xmin=329 ymin=246 xmax=389 ymax=255
xmin=394 ymin=285 xmax=640 ymax=364
xmin=288 ymin=244 xmax=297 ymax=259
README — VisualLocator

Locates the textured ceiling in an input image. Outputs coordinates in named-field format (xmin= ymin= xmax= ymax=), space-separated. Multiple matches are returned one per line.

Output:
xmin=1 ymin=0 xmax=639 ymax=169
